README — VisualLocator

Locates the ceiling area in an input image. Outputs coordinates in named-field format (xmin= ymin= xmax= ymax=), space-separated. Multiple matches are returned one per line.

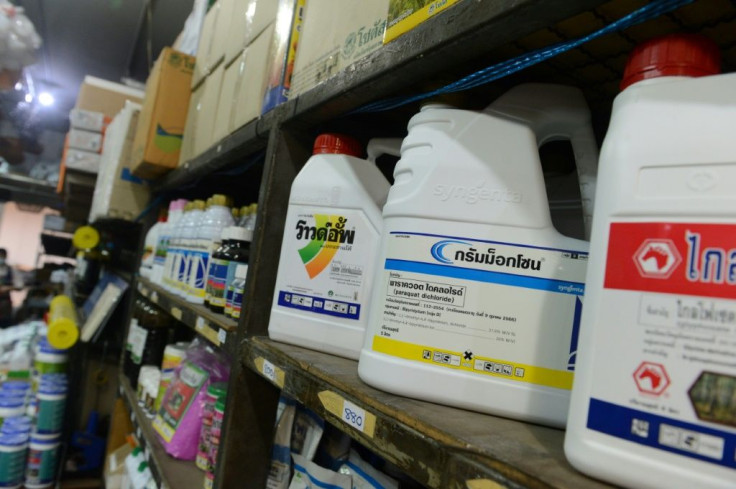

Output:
xmin=18 ymin=0 xmax=193 ymax=126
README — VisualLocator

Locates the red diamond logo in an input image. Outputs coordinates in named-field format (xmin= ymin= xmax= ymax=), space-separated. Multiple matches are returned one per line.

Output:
xmin=633 ymin=239 xmax=681 ymax=279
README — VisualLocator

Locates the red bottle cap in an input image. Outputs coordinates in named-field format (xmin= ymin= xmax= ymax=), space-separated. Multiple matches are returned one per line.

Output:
xmin=621 ymin=34 xmax=720 ymax=91
xmin=313 ymin=133 xmax=362 ymax=157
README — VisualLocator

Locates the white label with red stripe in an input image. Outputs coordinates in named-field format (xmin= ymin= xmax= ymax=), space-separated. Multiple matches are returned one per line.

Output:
xmin=586 ymin=222 xmax=736 ymax=471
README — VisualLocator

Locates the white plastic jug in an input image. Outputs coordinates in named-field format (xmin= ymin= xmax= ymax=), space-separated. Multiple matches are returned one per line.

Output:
xmin=565 ymin=35 xmax=736 ymax=489
xmin=358 ymin=83 xmax=598 ymax=427
xmin=268 ymin=134 xmax=401 ymax=359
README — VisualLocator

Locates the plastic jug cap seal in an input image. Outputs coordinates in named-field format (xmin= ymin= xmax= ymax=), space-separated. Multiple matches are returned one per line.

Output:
xmin=621 ymin=34 xmax=720 ymax=90
xmin=313 ymin=134 xmax=362 ymax=157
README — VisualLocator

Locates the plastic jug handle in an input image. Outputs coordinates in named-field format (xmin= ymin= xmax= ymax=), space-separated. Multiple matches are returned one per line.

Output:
xmin=486 ymin=84 xmax=598 ymax=239
xmin=367 ymin=138 xmax=402 ymax=162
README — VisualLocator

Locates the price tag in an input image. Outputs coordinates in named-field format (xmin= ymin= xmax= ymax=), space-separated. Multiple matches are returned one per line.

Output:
xmin=318 ymin=391 xmax=376 ymax=437
xmin=150 ymin=291 xmax=158 ymax=303
xmin=218 ymin=329 xmax=227 ymax=344
xmin=195 ymin=316 xmax=207 ymax=332
xmin=254 ymin=357 xmax=285 ymax=388
xmin=170 ymin=307 xmax=182 ymax=320
xmin=342 ymin=399 xmax=366 ymax=433
xmin=195 ymin=317 xmax=220 ymax=345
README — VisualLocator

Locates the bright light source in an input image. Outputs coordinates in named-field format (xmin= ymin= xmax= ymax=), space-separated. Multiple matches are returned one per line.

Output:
xmin=14 ymin=82 xmax=22 ymax=90
xmin=38 ymin=92 xmax=54 ymax=106
xmin=24 ymin=93 xmax=32 ymax=103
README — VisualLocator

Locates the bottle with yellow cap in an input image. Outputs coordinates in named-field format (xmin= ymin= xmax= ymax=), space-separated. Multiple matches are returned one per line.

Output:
xmin=186 ymin=195 xmax=234 ymax=304
xmin=72 ymin=226 xmax=108 ymax=296
xmin=174 ymin=200 xmax=206 ymax=296
xmin=47 ymin=295 xmax=78 ymax=350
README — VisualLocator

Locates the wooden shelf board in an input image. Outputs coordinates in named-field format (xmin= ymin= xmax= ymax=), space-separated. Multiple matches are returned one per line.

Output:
xmin=136 ymin=276 xmax=237 ymax=349
xmin=243 ymin=336 xmax=615 ymax=489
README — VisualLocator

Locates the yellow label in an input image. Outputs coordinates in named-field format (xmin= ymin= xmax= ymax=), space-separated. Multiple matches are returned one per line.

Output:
xmin=195 ymin=317 xmax=220 ymax=345
xmin=254 ymin=357 xmax=285 ymax=388
xmin=467 ymin=480 xmax=508 ymax=489
xmin=318 ymin=391 xmax=376 ymax=437
xmin=384 ymin=0 xmax=461 ymax=43
xmin=170 ymin=306 xmax=182 ymax=320
xmin=371 ymin=336 xmax=573 ymax=390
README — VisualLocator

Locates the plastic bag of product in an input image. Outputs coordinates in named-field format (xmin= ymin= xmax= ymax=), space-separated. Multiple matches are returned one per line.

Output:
xmin=291 ymin=406 xmax=324 ymax=461
xmin=314 ymin=424 xmax=351 ymax=471
xmin=152 ymin=339 xmax=229 ymax=459
xmin=289 ymin=453 xmax=351 ymax=489
xmin=267 ymin=395 xmax=297 ymax=489
xmin=339 ymin=450 xmax=399 ymax=489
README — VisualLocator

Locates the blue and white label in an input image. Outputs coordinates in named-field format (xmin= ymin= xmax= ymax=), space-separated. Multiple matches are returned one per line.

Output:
xmin=278 ymin=291 xmax=360 ymax=320
xmin=369 ymin=231 xmax=588 ymax=380
xmin=588 ymin=398 xmax=736 ymax=469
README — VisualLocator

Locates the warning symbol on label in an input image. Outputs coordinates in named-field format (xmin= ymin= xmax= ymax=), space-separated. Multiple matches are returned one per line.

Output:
xmin=634 ymin=361 xmax=670 ymax=396
xmin=422 ymin=350 xmax=431 ymax=360
xmin=633 ymin=239 xmax=681 ymax=279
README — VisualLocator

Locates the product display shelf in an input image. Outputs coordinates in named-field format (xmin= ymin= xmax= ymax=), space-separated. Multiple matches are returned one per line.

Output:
xmin=119 ymin=374 xmax=205 ymax=489
xmin=243 ymin=336 xmax=615 ymax=489
xmin=154 ymin=0 xmax=606 ymax=193
xmin=135 ymin=276 xmax=237 ymax=349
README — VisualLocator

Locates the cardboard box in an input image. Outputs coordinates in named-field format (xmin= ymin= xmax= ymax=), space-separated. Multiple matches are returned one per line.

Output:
xmin=68 ymin=128 xmax=103 ymax=153
xmin=224 ymin=0 xmax=279 ymax=66
xmin=89 ymin=102 xmax=150 ymax=222
xmin=131 ymin=48 xmax=196 ymax=179
xmin=261 ymin=0 xmax=304 ymax=113
xmin=384 ymin=0 xmax=461 ymax=43
xmin=214 ymin=57 xmax=240 ymax=144
xmin=179 ymin=82 xmax=204 ymax=166
xmin=195 ymin=64 xmax=225 ymax=157
xmin=209 ymin=0 xmax=237 ymax=70
xmin=65 ymin=148 xmax=101 ymax=174
xmin=104 ymin=442 xmax=133 ymax=489
xmin=70 ymin=109 xmax=110 ymax=132
xmin=231 ymin=23 xmax=273 ymax=131
xmin=291 ymin=0 xmax=388 ymax=98
xmin=192 ymin=1 xmax=220 ymax=87
xmin=75 ymin=75 xmax=144 ymax=118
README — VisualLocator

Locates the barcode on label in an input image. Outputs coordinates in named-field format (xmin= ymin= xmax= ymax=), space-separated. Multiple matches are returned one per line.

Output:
xmin=342 ymin=399 xmax=366 ymax=432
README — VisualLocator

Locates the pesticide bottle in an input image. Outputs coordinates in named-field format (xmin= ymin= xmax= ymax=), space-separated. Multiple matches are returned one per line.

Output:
xmin=269 ymin=134 xmax=401 ymax=359
xmin=187 ymin=195 xmax=234 ymax=304
xmin=140 ymin=213 xmax=165 ymax=279
xmin=175 ymin=199 xmax=206 ymax=296
xmin=153 ymin=199 xmax=186 ymax=285
xmin=564 ymin=35 xmax=735 ymax=489
xmin=163 ymin=202 xmax=192 ymax=292
xmin=358 ymin=84 xmax=598 ymax=427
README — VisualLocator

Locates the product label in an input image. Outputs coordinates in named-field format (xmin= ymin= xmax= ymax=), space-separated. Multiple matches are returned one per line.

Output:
xmin=231 ymin=288 xmax=244 ymax=319
xmin=25 ymin=446 xmax=57 ymax=485
xmin=128 ymin=324 xmax=149 ymax=365
xmin=153 ymin=362 xmax=209 ymax=443
xmin=587 ymin=222 xmax=736 ymax=469
xmin=369 ymin=231 xmax=587 ymax=390
xmin=0 ymin=449 xmax=25 ymax=486
xmin=154 ymin=235 xmax=169 ymax=266
xmin=36 ymin=397 xmax=65 ymax=434
xmin=187 ymin=238 xmax=210 ymax=297
xmin=275 ymin=209 xmax=378 ymax=321
xmin=206 ymin=258 xmax=230 ymax=307
xmin=223 ymin=261 xmax=244 ymax=308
